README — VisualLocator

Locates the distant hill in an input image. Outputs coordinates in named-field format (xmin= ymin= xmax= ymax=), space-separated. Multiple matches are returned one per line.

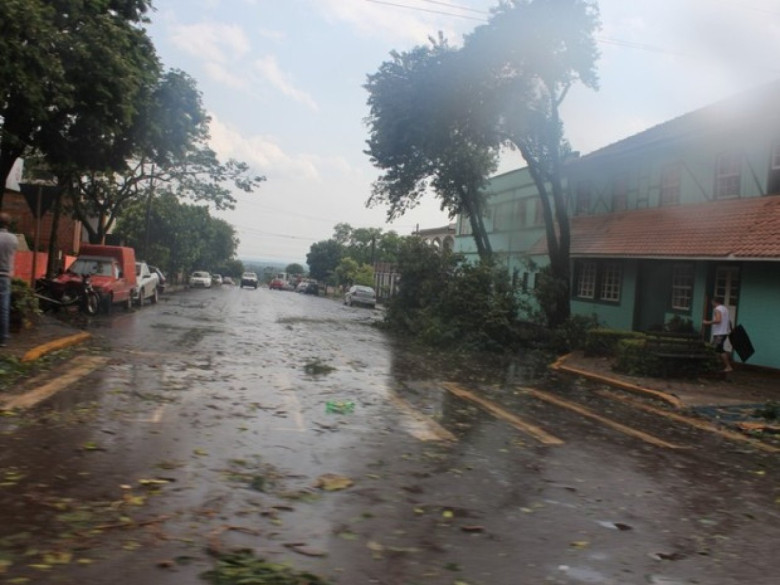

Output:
xmin=240 ymin=258 xmax=308 ymax=272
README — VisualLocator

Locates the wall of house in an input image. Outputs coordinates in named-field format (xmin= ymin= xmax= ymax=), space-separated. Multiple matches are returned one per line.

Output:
xmin=571 ymin=260 xmax=638 ymax=330
xmin=734 ymin=262 xmax=780 ymax=369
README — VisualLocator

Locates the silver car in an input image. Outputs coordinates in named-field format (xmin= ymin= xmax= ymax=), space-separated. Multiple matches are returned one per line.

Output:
xmin=344 ymin=285 xmax=376 ymax=308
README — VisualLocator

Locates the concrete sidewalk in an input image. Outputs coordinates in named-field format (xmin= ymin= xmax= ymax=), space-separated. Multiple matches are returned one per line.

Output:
xmin=553 ymin=351 xmax=780 ymax=432
xmin=1 ymin=314 xmax=93 ymax=363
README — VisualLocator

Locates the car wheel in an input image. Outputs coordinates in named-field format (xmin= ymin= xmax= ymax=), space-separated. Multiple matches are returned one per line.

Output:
xmin=137 ymin=288 xmax=145 ymax=307
xmin=151 ymin=287 xmax=158 ymax=304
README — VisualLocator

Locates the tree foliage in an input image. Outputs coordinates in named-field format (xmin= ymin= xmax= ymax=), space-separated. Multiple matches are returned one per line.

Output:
xmin=364 ymin=0 xmax=600 ymax=327
xmin=462 ymin=0 xmax=600 ymax=326
xmin=0 ymin=0 xmax=157 ymax=206
xmin=384 ymin=239 xmax=525 ymax=352
xmin=306 ymin=240 xmax=343 ymax=282
xmin=114 ymin=192 xmax=239 ymax=280
xmin=364 ymin=36 xmax=498 ymax=260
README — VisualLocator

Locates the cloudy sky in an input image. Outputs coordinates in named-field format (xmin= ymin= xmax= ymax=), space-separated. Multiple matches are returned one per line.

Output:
xmin=145 ymin=0 xmax=780 ymax=264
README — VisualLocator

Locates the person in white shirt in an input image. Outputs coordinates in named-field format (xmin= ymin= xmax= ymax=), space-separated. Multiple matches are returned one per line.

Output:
xmin=703 ymin=296 xmax=733 ymax=373
xmin=0 ymin=212 xmax=19 ymax=347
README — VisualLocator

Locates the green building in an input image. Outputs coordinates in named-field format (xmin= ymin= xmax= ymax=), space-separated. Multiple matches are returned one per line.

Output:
xmin=456 ymin=81 xmax=780 ymax=369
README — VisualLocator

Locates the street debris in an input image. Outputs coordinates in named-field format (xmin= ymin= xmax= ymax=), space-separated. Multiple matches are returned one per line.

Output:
xmin=313 ymin=473 xmax=353 ymax=491
xmin=202 ymin=549 xmax=331 ymax=584
xmin=325 ymin=400 xmax=354 ymax=414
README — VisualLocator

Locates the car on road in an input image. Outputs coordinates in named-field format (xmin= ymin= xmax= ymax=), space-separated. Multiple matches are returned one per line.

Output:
xmin=148 ymin=265 xmax=166 ymax=293
xmin=269 ymin=277 xmax=287 ymax=290
xmin=189 ymin=271 xmax=212 ymax=288
xmin=240 ymin=272 xmax=259 ymax=289
xmin=345 ymin=285 xmax=376 ymax=308
xmin=302 ymin=282 xmax=319 ymax=296
xmin=134 ymin=261 xmax=160 ymax=306
xmin=222 ymin=276 xmax=234 ymax=285
xmin=212 ymin=273 xmax=223 ymax=285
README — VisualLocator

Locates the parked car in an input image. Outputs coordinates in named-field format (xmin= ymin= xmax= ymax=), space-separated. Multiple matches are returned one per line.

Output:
xmin=222 ymin=276 xmax=234 ymax=285
xmin=295 ymin=280 xmax=310 ymax=292
xmin=148 ymin=265 xmax=166 ymax=293
xmin=189 ymin=271 xmax=212 ymax=288
xmin=212 ymin=273 xmax=223 ymax=285
xmin=269 ymin=277 xmax=286 ymax=290
xmin=57 ymin=244 xmax=137 ymax=313
xmin=240 ymin=272 xmax=259 ymax=289
xmin=303 ymin=282 xmax=319 ymax=296
xmin=345 ymin=285 xmax=376 ymax=308
xmin=134 ymin=261 xmax=160 ymax=306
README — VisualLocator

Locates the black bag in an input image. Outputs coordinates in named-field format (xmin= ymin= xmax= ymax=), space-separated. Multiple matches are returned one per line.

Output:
xmin=729 ymin=324 xmax=755 ymax=362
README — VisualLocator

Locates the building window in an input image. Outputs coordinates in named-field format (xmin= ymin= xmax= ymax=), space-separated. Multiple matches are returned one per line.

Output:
xmin=576 ymin=261 xmax=597 ymax=299
xmin=660 ymin=164 xmax=681 ymax=206
xmin=575 ymin=182 xmax=591 ymax=215
xmin=600 ymin=263 xmax=622 ymax=302
xmin=612 ymin=176 xmax=628 ymax=211
xmin=714 ymin=151 xmax=741 ymax=199
xmin=671 ymin=263 xmax=694 ymax=311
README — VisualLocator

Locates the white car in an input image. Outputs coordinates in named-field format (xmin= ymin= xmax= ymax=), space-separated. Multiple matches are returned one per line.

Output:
xmin=134 ymin=261 xmax=160 ymax=306
xmin=345 ymin=285 xmax=377 ymax=308
xmin=189 ymin=271 xmax=212 ymax=288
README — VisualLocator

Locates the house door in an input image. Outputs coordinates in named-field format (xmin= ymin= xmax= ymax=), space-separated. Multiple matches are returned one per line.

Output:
xmin=713 ymin=266 xmax=740 ymax=351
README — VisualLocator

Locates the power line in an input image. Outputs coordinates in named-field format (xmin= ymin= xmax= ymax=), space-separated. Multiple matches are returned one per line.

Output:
xmin=415 ymin=0 xmax=490 ymax=15
xmin=365 ymin=0 xmax=487 ymax=22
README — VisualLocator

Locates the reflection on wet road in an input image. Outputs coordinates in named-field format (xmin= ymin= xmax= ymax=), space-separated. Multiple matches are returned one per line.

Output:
xmin=0 ymin=285 xmax=778 ymax=585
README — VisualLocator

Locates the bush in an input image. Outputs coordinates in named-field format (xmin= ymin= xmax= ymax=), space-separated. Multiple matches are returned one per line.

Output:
xmin=10 ymin=278 xmax=41 ymax=331
xmin=584 ymin=328 xmax=645 ymax=357
xmin=540 ymin=314 xmax=600 ymax=355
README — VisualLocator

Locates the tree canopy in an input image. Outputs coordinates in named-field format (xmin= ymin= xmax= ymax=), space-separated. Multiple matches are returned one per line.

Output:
xmin=364 ymin=0 xmax=600 ymax=326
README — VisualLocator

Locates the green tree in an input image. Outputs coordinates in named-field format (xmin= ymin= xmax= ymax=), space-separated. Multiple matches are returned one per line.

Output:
xmin=364 ymin=36 xmax=498 ymax=261
xmin=306 ymin=240 xmax=343 ymax=282
xmin=334 ymin=258 xmax=374 ymax=287
xmin=285 ymin=263 xmax=305 ymax=277
xmin=115 ymin=191 xmax=239 ymax=280
xmin=64 ymin=70 xmax=264 ymax=244
xmin=0 ymin=0 xmax=157 ymax=207
xmin=462 ymin=0 xmax=600 ymax=326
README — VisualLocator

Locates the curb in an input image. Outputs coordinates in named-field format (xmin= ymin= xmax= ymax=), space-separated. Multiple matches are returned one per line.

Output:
xmin=550 ymin=353 xmax=685 ymax=409
xmin=21 ymin=332 xmax=92 ymax=363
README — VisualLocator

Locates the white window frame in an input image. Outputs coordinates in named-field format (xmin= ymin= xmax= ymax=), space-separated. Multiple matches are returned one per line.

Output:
xmin=600 ymin=262 xmax=622 ymax=302
xmin=671 ymin=263 xmax=694 ymax=311
xmin=714 ymin=152 xmax=741 ymax=199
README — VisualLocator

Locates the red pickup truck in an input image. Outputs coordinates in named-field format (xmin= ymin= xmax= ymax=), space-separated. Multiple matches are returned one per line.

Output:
xmin=57 ymin=244 xmax=138 ymax=313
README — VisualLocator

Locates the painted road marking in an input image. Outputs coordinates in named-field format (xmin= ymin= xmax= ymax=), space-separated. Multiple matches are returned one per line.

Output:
xmin=520 ymin=387 xmax=686 ymax=450
xmin=388 ymin=392 xmax=456 ymax=442
xmin=1 ymin=356 xmax=110 ymax=410
xmin=442 ymin=382 xmax=564 ymax=445
xmin=597 ymin=389 xmax=780 ymax=454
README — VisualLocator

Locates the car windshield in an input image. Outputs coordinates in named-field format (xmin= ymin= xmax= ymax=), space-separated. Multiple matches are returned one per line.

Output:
xmin=69 ymin=257 xmax=114 ymax=277
xmin=355 ymin=286 xmax=375 ymax=294
xmin=192 ymin=272 xmax=209 ymax=278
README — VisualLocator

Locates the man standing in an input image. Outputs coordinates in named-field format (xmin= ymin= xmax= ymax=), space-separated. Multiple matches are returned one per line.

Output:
xmin=703 ymin=296 xmax=733 ymax=373
xmin=0 ymin=213 xmax=19 ymax=347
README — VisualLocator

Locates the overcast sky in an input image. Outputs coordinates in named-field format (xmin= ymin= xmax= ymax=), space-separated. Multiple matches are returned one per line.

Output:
xmin=145 ymin=0 xmax=780 ymax=264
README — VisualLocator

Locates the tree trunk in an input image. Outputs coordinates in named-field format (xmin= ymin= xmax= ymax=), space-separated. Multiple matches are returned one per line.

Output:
xmin=45 ymin=188 xmax=64 ymax=277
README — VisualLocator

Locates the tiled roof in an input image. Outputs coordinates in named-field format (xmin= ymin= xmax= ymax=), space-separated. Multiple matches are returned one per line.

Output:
xmin=530 ymin=196 xmax=780 ymax=260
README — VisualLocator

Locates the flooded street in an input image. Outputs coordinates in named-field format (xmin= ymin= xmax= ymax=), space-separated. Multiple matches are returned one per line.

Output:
xmin=0 ymin=286 xmax=778 ymax=585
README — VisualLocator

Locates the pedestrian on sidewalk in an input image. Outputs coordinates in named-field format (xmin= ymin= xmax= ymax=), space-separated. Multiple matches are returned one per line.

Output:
xmin=703 ymin=296 xmax=733 ymax=373
xmin=0 ymin=213 xmax=19 ymax=347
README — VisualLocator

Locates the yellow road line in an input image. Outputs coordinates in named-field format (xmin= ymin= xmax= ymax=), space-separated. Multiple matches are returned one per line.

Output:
xmin=442 ymin=382 xmax=564 ymax=445
xmin=597 ymin=389 xmax=780 ymax=454
xmin=388 ymin=392 xmax=456 ymax=442
xmin=520 ymin=387 xmax=686 ymax=450
xmin=21 ymin=332 xmax=92 ymax=363
xmin=1 ymin=356 xmax=109 ymax=410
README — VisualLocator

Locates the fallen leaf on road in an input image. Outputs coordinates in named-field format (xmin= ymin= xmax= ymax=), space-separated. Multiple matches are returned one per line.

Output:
xmin=313 ymin=473 xmax=353 ymax=491
xmin=284 ymin=543 xmax=327 ymax=557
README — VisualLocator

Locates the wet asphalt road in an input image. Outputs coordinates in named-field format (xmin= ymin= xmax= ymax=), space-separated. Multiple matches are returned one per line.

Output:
xmin=0 ymin=285 xmax=778 ymax=585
